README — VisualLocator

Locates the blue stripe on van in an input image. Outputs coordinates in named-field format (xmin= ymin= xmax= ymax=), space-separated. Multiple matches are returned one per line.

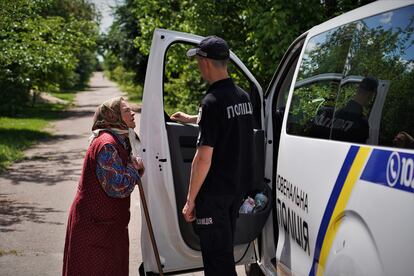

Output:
xmin=309 ymin=145 xmax=359 ymax=276
xmin=360 ymin=149 xmax=414 ymax=194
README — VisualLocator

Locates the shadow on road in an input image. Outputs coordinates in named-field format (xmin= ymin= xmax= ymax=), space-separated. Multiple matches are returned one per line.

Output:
xmin=1 ymin=141 xmax=84 ymax=186
xmin=85 ymin=85 xmax=113 ymax=90
xmin=60 ymin=109 xmax=95 ymax=119
xmin=74 ymin=104 xmax=101 ymax=109
xmin=12 ymin=108 xmax=95 ymax=122
xmin=0 ymin=194 xmax=63 ymax=232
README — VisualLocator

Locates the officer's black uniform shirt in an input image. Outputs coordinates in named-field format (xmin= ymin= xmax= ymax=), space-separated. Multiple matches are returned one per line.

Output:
xmin=309 ymin=99 xmax=369 ymax=143
xmin=333 ymin=99 xmax=369 ymax=143
xmin=196 ymin=78 xmax=254 ymax=197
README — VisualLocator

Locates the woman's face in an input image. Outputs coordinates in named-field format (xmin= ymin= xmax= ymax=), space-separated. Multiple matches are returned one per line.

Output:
xmin=120 ymin=100 xmax=136 ymax=128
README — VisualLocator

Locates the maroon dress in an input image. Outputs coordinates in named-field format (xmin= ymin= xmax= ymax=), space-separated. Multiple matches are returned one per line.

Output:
xmin=63 ymin=132 xmax=133 ymax=276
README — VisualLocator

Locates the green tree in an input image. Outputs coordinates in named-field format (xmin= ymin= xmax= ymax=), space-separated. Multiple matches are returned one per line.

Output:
xmin=0 ymin=0 xmax=99 ymax=115
xmin=103 ymin=0 xmax=375 ymax=112
xmin=103 ymin=0 xmax=147 ymax=84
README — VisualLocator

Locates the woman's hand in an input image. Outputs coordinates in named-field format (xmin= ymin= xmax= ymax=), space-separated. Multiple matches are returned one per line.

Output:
xmin=132 ymin=156 xmax=145 ymax=177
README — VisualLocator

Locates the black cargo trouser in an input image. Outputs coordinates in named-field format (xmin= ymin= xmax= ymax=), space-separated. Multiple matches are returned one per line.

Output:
xmin=194 ymin=194 xmax=239 ymax=276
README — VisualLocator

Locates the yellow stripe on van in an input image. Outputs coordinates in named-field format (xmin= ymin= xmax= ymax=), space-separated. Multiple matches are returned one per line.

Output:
xmin=316 ymin=147 xmax=371 ymax=276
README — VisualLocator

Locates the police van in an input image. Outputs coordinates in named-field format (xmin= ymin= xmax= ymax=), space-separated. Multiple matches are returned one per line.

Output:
xmin=138 ymin=1 xmax=414 ymax=275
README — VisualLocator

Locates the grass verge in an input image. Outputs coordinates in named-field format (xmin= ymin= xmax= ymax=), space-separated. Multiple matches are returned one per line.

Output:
xmin=119 ymin=83 xmax=143 ymax=105
xmin=0 ymin=101 xmax=73 ymax=172
xmin=50 ymin=91 xmax=76 ymax=102
xmin=104 ymin=67 xmax=143 ymax=105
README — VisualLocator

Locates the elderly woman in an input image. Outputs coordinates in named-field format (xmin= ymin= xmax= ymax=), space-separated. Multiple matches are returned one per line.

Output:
xmin=62 ymin=97 xmax=144 ymax=276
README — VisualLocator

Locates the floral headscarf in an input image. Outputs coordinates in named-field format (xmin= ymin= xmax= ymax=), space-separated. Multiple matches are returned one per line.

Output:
xmin=90 ymin=97 xmax=141 ymax=157
xmin=92 ymin=96 xmax=128 ymax=131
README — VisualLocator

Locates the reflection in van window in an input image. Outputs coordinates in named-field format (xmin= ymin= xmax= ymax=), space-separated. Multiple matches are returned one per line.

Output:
xmin=297 ymin=25 xmax=354 ymax=81
xmin=287 ymin=5 xmax=414 ymax=149
xmin=288 ymin=79 xmax=339 ymax=139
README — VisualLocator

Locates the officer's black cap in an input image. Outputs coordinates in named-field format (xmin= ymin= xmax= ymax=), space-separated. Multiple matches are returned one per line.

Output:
xmin=359 ymin=76 xmax=378 ymax=93
xmin=187 ymin=35 xmax=230 ymax=60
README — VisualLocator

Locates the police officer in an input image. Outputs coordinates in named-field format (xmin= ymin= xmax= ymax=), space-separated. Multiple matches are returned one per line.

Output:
xmin=170 ymin=36 xmax=254 ymax=276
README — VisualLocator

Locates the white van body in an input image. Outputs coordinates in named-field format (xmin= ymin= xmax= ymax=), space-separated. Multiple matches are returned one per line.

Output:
xmin=139 ymin=1 xmax=414 ymax=275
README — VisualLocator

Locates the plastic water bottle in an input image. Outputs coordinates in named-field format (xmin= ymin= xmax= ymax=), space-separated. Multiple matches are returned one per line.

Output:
xmin=253 ymin=192 xmax=268 ymax=213
xmin=239 ymin=197 xmax=255 ymax=214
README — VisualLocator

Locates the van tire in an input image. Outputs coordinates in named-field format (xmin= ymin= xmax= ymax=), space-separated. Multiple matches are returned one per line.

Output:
xmin=245 ymin=263 xmax=265 ymax=276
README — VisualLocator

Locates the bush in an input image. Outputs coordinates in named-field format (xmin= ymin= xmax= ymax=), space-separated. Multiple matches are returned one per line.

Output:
xmin=0 ymin=79 xmax=30 ymax=115
xmin=109 ymin=65 xmax=143 ymax=103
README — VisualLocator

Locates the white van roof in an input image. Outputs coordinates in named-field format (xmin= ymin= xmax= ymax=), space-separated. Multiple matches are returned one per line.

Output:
xmin=310 ymin=0 xmax=414 ymax=36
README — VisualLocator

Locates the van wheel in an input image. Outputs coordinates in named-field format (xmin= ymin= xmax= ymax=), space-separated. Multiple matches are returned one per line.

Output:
xmin=245 ymin=263 xmax=265 ymax=276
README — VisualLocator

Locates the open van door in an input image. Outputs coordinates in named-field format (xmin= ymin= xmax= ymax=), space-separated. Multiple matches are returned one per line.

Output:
xmin=139 ymin=29 xmax=267 ymax=275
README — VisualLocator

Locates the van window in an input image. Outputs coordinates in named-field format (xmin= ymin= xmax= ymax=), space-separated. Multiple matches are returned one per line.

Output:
xmin=163 ymin=42 xmax=262 ymax=128
xmin=286 ymin=24 xmax=353 ymax=138
xmin=287 ymin=5 xmax=414 ymax=149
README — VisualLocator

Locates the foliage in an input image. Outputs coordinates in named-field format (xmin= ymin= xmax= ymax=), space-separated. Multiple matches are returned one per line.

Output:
xmin=50 ymin=91 xmax=76 ymax=102
xmin=103 ymin=0 xmax=375 ymax=114
xmin=101 ymin=0 xmax=148 ymax=104
xmin=102 ymin=0 xmax=147 ymax=84
xmin=109 ymin=65 xmax=143 ymax=103
xmin=0 ymin=0 xmax=99 ymax=115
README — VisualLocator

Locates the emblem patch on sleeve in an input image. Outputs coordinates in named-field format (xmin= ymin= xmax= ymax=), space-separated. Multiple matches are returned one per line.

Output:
xmin=197 ymin=106 xmax=203 ymax=124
